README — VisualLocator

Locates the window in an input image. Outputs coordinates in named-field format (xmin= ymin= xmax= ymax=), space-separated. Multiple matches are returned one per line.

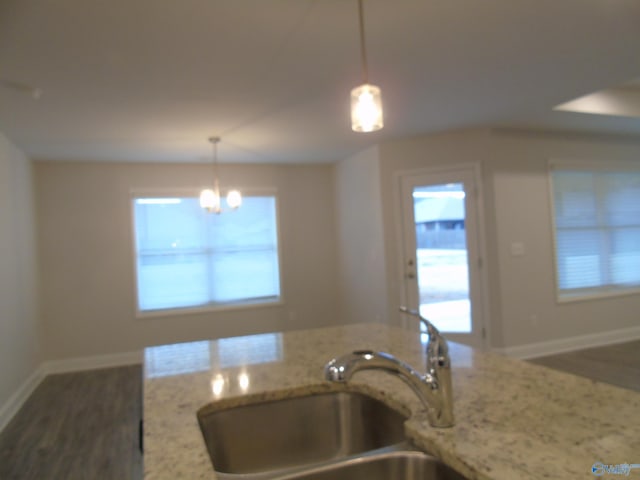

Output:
xmin=132 ymin=194 xmax=281 ymax=313
xmin=550 ymin=163 xmax=640 ymax=300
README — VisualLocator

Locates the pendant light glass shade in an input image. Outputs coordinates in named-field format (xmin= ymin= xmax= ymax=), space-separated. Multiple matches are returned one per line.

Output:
xmin=351 ymin=83 xmax=383 ymax=132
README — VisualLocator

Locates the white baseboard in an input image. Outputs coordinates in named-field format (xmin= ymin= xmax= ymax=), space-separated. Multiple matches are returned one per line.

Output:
xmin=0 ymin=350 xmax=142 ymax=434
xmin=43 ymin=350 xmax=142 ymax=375
xmin=0 ymin=364 xmax=46 ymax=433
xmin=494 ymin=325 xmax=640 ymax=359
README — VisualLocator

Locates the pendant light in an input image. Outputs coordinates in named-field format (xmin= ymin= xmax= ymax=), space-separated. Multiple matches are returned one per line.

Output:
xmin=351 ymin=0 xmax=383 ymax=133
xmin=199 ymin=137 xmax=242 ymax=214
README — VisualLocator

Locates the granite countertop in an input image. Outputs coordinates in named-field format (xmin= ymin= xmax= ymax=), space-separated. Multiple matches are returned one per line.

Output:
xmin=143 ymin=324 xmax=640 ymax=480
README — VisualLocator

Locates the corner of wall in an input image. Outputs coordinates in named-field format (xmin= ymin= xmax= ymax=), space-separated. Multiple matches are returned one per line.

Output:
xmin=0 ymin=131 xmax=43 ymax=432
xmin=334 ymin=146 xmax=388 ymax=325
xmin=0 ymin=364 xmax=46 ymax=433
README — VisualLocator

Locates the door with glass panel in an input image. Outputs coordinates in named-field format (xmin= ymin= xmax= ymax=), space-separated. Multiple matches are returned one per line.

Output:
xmin=400 ymin=167 xmax=485 ymax=348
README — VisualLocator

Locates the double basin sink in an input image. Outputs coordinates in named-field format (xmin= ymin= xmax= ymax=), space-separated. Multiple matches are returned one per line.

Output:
xmin=197 ymin=391 xmax=466 ymax=480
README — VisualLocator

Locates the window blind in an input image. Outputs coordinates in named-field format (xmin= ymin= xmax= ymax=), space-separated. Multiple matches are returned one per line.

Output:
xmin=551 ymin=168 xmax=640 ymax=298
xmin=133 ymin=196 xmax=280 ymax=312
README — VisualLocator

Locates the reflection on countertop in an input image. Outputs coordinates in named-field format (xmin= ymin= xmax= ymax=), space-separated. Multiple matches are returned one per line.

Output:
xmin=144 ymin=333 xmax=283 ymax=378
xmin=143 ymin=324 xmax=640 ymax=480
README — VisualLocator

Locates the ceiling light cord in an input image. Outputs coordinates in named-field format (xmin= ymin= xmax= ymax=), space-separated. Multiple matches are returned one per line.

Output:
xmin=210 ymin=136 xmax=221 ymax=197
xmin=358 ymin=0 xmax=369 ymax=85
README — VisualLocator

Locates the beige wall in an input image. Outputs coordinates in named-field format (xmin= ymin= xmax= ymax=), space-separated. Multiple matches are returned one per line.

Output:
xmin=36 ymin=162 xmax=339 ymax=361
xmin=377 ymin=129 xmax=492 ymax=331
xmin=334 ymin=146 xmax=388 ymax=324
xmin=486 ymin=129 xmax=640 ymax=348
xmin=373 ymin=128 xmax=640 ymax=349
xmin=8 ymin=126 xmax=640 ymax=372
xmin=0 ymin=133 xmax=41 ymax=409
xmin=4 ymin=126 xmax=639 ymax=429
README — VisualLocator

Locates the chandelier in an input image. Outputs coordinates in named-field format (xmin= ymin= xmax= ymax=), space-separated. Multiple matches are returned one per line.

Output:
xmin=199 ymin=136 xmax=242 ymax=214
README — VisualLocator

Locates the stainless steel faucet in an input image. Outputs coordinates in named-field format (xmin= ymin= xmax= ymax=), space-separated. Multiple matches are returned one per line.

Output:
xmin=324 ymin=307 xmax=454 ymax=428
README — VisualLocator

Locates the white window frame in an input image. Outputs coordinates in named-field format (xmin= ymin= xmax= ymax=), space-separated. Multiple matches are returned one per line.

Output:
xmin=548 ymin=159 xmax=640 ymax=303
xmin=129 ymin=187 xmax=284 ymax=318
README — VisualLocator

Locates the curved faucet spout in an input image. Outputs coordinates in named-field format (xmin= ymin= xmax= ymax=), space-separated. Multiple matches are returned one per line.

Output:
xmin=325 ymin=350 xmax=436 ymax=390
xmin=399 ymin=306 xmax=450 ymax=371
xmin=324 ymin=350 xmax=454 ymax=428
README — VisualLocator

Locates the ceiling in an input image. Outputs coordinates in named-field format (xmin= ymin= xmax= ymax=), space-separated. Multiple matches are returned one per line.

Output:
xmin=1 ymin=0 xmax=640 ymax=164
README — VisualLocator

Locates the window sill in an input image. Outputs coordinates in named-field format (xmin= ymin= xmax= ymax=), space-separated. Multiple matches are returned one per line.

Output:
xmin=135 ymin=298 xmax=283 ymax=319
xmin=557 ymin=287 xmax=640 ymax=304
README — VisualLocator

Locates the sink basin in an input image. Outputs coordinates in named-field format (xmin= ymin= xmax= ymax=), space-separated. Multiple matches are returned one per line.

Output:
xmin=279 ymin=451 xmax=467 ymax=480
xmin=197 ymin=391 xmax=407 ymax=475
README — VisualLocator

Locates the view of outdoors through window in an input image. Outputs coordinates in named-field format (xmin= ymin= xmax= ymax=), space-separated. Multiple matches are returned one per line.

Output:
xmin=133 ymin=196 xmax=280 ymax=312
xmin=413 ymin=183 xmax=471 ymax=333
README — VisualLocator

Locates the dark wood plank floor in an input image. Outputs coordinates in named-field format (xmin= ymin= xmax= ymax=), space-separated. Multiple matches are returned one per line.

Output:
xmin=0 ymin=365 xmax=142 ymax=480
xmin=0 ymin=341 xmax=638 ymax=479
xmin=529 ymin=340 xmax=640 ymax=392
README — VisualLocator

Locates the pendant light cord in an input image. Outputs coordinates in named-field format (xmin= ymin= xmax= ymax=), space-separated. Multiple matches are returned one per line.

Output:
xmin=358 ymin=0 xmax=369 ymax=85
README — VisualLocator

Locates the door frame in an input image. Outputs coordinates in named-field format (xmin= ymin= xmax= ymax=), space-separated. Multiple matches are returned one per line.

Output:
xmin=393 ymin=163 xmax=491 ymax=350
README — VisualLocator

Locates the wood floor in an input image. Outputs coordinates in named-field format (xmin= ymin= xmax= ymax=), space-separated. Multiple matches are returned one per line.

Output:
xmin=0 ymin=341 xmax=638 ymax=479
xmin=529 ymin=339 xmax=640 ymax=392
xmin=0 ymin=365 xmax=142 ymax=480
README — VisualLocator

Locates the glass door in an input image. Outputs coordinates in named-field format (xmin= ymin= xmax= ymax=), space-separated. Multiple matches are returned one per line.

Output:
xmin=400 ymin=167 xmax=485 ymax=348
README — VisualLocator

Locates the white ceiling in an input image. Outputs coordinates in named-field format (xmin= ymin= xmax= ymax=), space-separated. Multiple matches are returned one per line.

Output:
xmin=1 ymin=0 xmax=640 ymax=164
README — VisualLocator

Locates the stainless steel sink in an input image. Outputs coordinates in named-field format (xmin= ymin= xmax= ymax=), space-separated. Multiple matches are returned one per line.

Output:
xmin=278 ymin=451 xmax=468 ymax=480
xmin=197 ymin=391 xmax=407 ymax=476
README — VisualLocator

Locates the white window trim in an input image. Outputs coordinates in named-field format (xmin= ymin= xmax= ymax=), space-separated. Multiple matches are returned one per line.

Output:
xmin=547 ymin=158 xmax=640 ymax=304
xmin=129 ymin=187 xmax=285 ymax=318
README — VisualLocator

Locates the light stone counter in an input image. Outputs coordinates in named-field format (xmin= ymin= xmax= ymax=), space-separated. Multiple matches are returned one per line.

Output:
xmin=143 ymin=324 xmax=640 ymax=480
